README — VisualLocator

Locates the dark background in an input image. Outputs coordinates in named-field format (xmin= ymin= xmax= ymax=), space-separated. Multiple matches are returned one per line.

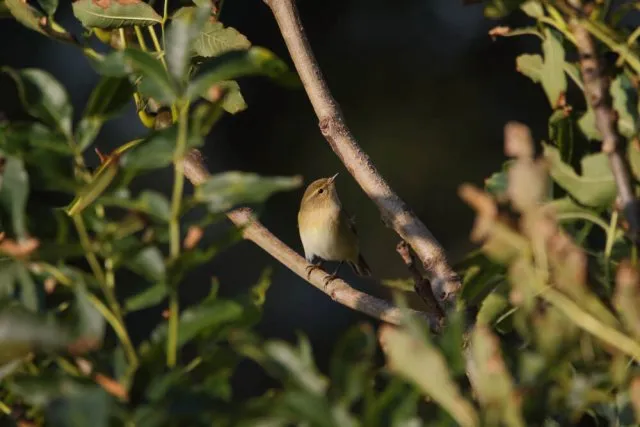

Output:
xmin=0 ymin=0 xmax=550 ymax=398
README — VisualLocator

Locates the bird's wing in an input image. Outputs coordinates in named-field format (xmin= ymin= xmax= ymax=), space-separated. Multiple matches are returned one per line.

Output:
xmin=341 ymin=207 xmax=358 ymax=237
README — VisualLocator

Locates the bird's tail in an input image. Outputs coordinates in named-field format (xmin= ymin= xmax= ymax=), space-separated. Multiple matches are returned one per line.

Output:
xmin=349 ymin=254 xmax=372 ymax=276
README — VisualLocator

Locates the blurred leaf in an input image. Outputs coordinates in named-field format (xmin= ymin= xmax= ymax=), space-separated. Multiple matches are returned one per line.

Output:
xmin=151 ymin=297 xmax=244 ymax=351
xmin=2 ymin=68 xmax=73 ymax=138
xmin=121 ymin=125 xmax=201 ymax=172
xmin=544 ymin=143 xmax=615 ymax=208
xmin=380 ymin=278 xmax=414 ymax=292
xmin=72 ymin=0 xmax=161 ymax=28
xmin=214 ymin=80 xmax=247 ymax=114
xmin=100 ymin=190 xmax=171 ymax=222
xmin=194 ymin=171 xmax=302 ymax=213
xmin=5 ymin=0 xmax=45 ymax=34
xmin=470 ymin=325 xmax=525 ymax=427
xmin=125 ymin=281 xmax=169 ymax=312
xmin=458 ymin=251 xmax=505 ymax=306
xmin=251 ymin=267 xmax=272 ymax=307
xmin=579 ymin=74 xmax=638 ymax=140
xmin=166 ymin=3 xmax=210 ymax=83
xmin=76 ymin=76 xmax=133 ymax=151
xmin=125 ymin=246 xmax=166 ymax=282
xmin=0 ymin=308 xmax=74 ymax=365
xmin=379 ymin=325 xmax=478 ymax=427
xmin=476 ymin=292 xmax=510 ymax=325
xmin=16 ymin=263 xmax=38 ymax=311
xmin=520 ymin=0 xmax=544 ymax=17
xmin=72 ymin=284 xmax=105 ymax=347
xmin=186 ymin=47 xmax=298 ymax=102
xmin=10 ymin=374 xmax=110 ymax=427
xmin=89 ymin=49 xmax=177 ymax=103
xmin=484 ymin=0 xmax=525 ymax=18
xmin=516 ymin=53 xmax=543 ymax=82
xmin=329 ymin=324 xmax=376 ymax=406
xmin=0 ymin=156 xmax=29 ymax=240
xmin=37 ymin=0 xmax=58 ymax=16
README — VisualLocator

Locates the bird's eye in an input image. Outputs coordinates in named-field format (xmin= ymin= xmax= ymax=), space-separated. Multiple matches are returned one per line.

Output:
xmin=318 ymin=189 xmax=324 ymax=194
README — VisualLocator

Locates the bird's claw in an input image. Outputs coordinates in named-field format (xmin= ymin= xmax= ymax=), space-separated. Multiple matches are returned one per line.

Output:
xmin=323 ymin=274 xmax=338 ymax=290
xmin=305 ymin=264 xmax=321 ymax=279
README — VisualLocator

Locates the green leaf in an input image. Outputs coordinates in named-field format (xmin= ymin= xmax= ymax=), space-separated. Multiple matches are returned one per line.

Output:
xmin=215 ymin=80 xmax=247 ymax=114
xmin=515 ymin=29 xmax=567 ymax=108
xmin=5 ymin=0 xmax=45 ymax=34
xmin=579 ymin=74 xmax=639 ymax=140
xmin=520 ymin=0 xmax=544 ymax=17
xmin=166 ymin=3 xmax=210 ymax=83
xmin=194 ymin=171 xmax=302 ymax=213
xmin=126 ymin=246 xmax=166 ymax=282
xmin=172 ymin=7 xmax=251 ymax=58
xmin=250 ymin=267 xmax=272 ymax=307
xmin=72 ymin=0 xmax=161 ymax=29
xmin=152 ymin=299 xmax=245 ymax=350
xmin=470 ymin=325 xmax=525 ymax=427
xmin=380 ymin=325 xmax=479 ymax=427
xmin=484 ymin=0 xmax=525 ymax=18
xmin=0 ymin=156 xmax=30 ymax=240
xmin=0 ymin=308 xmax=74 ymax=365
xmin=76 ymin=76 xmax=133 ymax=152
xmin=125 ymin=281 xmax=169 ymax=312
xmin=37 ymin=0 xmax=58 ymax=16
xmin=121 ymin=126 xmax=201 ymax=172
xmin=549 ymin=109 xmax=575 ymax=164
xmin=126 ymin=49 xmax=178 ymax=104
xmin=99 ymin=190 xmax=171 ymax=222
xmin=72 ymin=284 xmax=105 ymax=346
xmin=186 ymin=47 xmax=298 ymax=102
xmin=10 ymin=375 xmax=110 ymax=427
xmin=543 ymin=143 xmax=616 ymax=208
xmin=2 ymin=68 xmax=73 ymax=138
xmin=66 ymin=155 xmax=119 ymax=216
xmin=329 ymin=324 xmax=376 ymax=406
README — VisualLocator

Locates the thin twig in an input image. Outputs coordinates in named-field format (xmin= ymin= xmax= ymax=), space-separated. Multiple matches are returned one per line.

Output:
xmin=182 ymin=150 xmax=439 ymax=330
xmin=396 ymin=241 xmax=445 ymax=326
xmin=569 ymin=12 xmax=640 ymax=242
xmin=263 ymin=0 xmax=461 ymax=308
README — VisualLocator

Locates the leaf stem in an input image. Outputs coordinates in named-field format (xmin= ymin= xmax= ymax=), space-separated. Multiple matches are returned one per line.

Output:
xmin=133 ymin=26 xmax=149 ymax=51
xmin=148 ymin=26 xmax=168 ymax=68
xmin=72 ymin=215 xmax=106 ymax=286
xmin=166 ymin=102 xmax=190 ymax=367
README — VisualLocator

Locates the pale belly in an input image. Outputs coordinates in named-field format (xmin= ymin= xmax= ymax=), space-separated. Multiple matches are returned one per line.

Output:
xmin=299 ymin=224 xmax=356 ymax=262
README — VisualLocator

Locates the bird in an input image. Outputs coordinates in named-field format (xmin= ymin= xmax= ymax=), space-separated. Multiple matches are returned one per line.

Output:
xmin=297 ymin=173 xmax=371 ymax=287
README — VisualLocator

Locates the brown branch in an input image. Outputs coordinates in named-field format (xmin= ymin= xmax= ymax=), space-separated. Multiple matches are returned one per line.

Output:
xmin=569 ymin=16 xmax=640 ymax=241
xmin=263 ymin=0 xmax=461 ymax=308
xmin=182 ymin=150 xmax=440 ymax=329
xmin=396 ymin=241 xmax=445 ymax=326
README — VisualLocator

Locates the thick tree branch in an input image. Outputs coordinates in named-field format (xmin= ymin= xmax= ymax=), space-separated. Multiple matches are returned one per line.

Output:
xmin=263 ymin=0 xmax=461 ymax=307
xmin=570 ymin=17 xmax=640 ymax=241
xmin=182 ymin=150 xmax=439 ymax=329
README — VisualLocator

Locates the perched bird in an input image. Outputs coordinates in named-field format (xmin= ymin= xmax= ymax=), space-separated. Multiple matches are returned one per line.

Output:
xmin=297 ymin=173 xmax=371 ymax=286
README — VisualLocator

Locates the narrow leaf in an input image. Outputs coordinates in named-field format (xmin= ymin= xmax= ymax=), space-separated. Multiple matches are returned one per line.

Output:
xmin=0 ymin=157 xmax=30 ymax=240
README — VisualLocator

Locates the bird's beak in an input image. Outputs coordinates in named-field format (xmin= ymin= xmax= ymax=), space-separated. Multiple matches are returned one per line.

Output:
xmin=328 ymin=173 xmax=339 ymax=184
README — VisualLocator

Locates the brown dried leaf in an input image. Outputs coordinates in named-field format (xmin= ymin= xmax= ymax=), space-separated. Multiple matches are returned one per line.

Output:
xmin=0 ymin=238 xmax=39 ymax=258
xmin=183 ymin=225 xmax=204 ymax=250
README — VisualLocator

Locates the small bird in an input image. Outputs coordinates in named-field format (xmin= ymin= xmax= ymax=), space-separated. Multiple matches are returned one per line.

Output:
xmin=297 ymin=173 xmax=371 ymax=286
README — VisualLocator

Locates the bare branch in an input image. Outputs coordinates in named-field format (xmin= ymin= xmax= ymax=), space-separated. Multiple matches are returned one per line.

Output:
xmin=569 ymin=16 xmax=640 ymax=241
xmin=263 ymin=0 xmax=461 ymax=307
xmin=396 ymin=241 xmax=445 ymax=326
xmin=182 ymin=149 xmax=439 ymax=329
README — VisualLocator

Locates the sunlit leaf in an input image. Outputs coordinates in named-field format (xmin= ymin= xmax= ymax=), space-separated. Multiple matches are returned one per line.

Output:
xmin=72 ymin=0 xmax=161 ymax=29
xmin=543 ymin=143 xmax=615 ymax=208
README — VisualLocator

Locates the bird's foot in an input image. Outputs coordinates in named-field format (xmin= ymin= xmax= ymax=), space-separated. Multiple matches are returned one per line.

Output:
xmin=305 ymin=264 xmax=322 ymax=279
xmin=323 ymin=274 xmax=338 ymax=290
